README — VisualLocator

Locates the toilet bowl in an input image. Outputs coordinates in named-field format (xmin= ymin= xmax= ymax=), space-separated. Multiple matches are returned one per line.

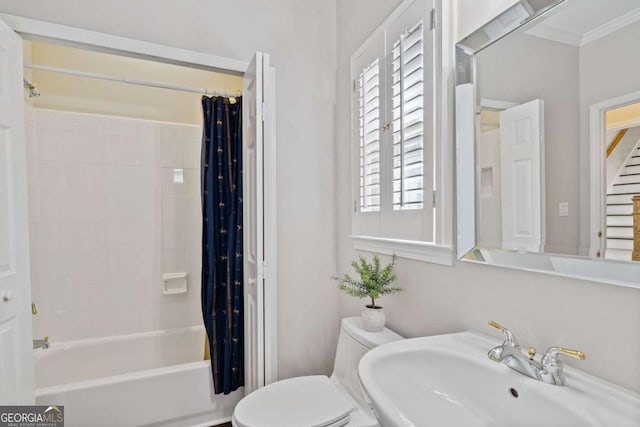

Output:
xmin=232 ymin=317 xmax=403 ymax=427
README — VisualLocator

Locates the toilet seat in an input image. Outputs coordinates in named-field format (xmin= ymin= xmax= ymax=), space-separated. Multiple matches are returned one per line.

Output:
xmin=232 ymin=375 xmax=356 ymax=427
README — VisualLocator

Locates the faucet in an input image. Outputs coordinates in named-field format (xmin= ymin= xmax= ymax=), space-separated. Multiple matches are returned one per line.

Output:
xmin=487 ymin=320 xmax=520 ymax=361
xmin=33 ymin=336 xmax=49 ymax=350
xmin=538 ymin=346 xmax=586 ymax=386
xmin=487 ymin=321 xmax=585 ymax=386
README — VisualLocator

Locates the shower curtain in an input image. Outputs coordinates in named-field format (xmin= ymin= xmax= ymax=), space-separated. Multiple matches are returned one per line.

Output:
xmin=201 ymin=96 xmax=244 ymax=395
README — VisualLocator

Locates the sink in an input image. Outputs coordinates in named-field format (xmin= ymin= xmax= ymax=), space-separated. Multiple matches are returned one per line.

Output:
xmin=358 ymin=331 xmax=640 ymax=427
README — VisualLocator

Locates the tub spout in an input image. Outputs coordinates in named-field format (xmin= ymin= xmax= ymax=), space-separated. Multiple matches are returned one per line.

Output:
xmin=33 ymin=336 xmax=49 ymax=350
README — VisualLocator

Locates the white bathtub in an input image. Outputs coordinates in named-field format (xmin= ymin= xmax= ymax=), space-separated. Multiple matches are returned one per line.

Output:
xmin=34 ymin=326 xmax=243 ymax=427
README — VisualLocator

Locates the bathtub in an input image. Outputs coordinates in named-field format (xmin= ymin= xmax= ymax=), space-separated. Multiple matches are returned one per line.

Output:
xmin=34 ymin=326 xmax=243 ymax=427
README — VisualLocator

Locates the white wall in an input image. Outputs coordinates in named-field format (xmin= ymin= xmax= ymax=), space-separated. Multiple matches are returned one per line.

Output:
xmin=476 ymin=33 xmax=581 ymax=255
xmin=337 ymin=0 xmax=640 ymax=393
xmin=0 ymin=0 xmax=338 ymax=379
xmin=27 ymin=108 xmax=203 ymax=341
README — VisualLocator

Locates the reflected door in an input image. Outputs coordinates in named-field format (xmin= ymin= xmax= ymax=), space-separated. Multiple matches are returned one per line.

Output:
xmin=500 ymin=99 xmax=545 ymax=252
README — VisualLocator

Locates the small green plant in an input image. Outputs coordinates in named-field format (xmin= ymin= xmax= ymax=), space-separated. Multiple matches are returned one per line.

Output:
xmin=335 ymin=254 xmax=403 ymax=308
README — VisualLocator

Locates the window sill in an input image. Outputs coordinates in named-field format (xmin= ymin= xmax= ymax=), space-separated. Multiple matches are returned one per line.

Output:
xmin=350 ymin=235 xmax=455 ymax=266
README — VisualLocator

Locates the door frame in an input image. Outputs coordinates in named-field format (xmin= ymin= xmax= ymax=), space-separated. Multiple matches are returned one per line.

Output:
xmin=589 ymin=90 xmax=640 ymax=258
xmin=0 ymin=12 xmax=278 ymax=389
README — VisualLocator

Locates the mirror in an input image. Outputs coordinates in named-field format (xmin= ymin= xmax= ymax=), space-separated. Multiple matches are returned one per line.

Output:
xmin=456 ymin=0 xmax=640 ymax=287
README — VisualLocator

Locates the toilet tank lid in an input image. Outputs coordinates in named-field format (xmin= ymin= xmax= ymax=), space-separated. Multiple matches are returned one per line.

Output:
xmin=341 ymin=317 xmax=403 ymax=349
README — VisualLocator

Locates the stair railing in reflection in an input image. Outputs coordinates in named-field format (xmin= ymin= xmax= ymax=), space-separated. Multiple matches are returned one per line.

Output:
xmin=633 ymin=195 xmax=640 ymax=261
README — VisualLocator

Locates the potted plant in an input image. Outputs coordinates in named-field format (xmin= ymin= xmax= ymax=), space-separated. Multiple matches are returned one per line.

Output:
xmin=335 ymin=254 xmax=403 ymax=332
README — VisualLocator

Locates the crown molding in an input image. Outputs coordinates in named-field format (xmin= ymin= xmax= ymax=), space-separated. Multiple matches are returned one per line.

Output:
xmin=527 ymin=7 xmax=640 ymax=47
xmin=581 ymin=7 xmax=640 ymax=46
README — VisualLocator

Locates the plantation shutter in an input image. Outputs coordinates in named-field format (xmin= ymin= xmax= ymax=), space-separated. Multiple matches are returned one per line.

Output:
xmin=351 ymin=0 xmax=434 ymax=243
xmin=384 ymin=0 xmax=434 ymax=242
xmin=391 ymin=21 xmax=425 ymax=211
xmin=358 ymin=58 xmax=382 ymax=212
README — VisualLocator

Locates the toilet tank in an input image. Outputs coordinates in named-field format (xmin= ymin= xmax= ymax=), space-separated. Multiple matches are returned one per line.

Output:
xmin=331 ymin=317 xmax=403 ymax=405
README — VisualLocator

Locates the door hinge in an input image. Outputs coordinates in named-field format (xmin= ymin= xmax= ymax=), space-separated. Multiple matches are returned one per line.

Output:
xmin=432 ymin=190 xmax=437 ymax=208
xmin=354 ymin=200 xmax=357 ymax=212
xmin=353 ymin=79 xmax=356 ymax=93
xmin=430 ymin=8 xmax=436 ymax=30
xmin=261 ymin=260 xmax=270 ymax=279
xmin=262 ymin=102 xmax=266 ymax=122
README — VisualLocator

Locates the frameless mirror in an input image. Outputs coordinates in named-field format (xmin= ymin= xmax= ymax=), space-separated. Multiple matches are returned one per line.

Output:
xmin=456 ymin=0 xmax=640 ymax=287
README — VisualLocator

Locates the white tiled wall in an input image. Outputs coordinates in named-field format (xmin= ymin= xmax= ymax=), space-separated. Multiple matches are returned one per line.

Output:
xmin=26 ymin=107 xmax=204 ymax=342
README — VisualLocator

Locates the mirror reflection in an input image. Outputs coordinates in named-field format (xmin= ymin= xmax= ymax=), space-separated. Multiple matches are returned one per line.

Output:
xmin=475 ymin=0 xmax=640 ymax=263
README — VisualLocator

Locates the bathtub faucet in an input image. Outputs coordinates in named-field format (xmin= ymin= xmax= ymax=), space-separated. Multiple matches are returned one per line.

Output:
xmin=33 ymin=336 xmax=49 ymax=350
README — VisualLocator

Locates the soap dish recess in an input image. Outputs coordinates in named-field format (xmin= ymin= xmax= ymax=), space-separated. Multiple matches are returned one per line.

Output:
xmin=163 ymin=272 xmax=188 ymax=295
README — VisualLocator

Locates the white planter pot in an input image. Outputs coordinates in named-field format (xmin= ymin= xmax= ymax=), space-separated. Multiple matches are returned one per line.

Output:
xmin=361 ymin=306 xmax=385 ymax=332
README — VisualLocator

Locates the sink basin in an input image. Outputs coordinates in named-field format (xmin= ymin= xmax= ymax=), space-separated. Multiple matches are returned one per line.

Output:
xmin=358 ymin=331 xmax=640 ymax=427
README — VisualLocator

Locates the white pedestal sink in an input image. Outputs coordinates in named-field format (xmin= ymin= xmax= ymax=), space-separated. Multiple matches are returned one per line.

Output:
xmin=358 ymin=331 xmax=640 ymax=427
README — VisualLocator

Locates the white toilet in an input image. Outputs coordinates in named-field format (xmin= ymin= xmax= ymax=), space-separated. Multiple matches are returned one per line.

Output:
xmin=232 ymin=317 xmax=403 ymax=427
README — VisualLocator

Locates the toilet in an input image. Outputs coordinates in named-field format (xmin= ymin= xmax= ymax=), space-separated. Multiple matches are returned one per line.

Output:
xmin=232 ymin=317 xmax=403 ymax=427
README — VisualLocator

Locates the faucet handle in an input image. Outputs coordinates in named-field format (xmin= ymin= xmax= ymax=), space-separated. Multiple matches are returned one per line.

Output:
xmin=541 ymin=347 xmax=585 ymax=370
xmin=488 ymin=320 xmax=519 ymax=347
xmin=558 ymin=347 xmax=586 ymax=360
xmin=543 ymin=347 xmax=585 ymax=361
xmin=488 ymin=320 xmax=506 ymax=331
xmin=540 ymin=347 xmax=585 ymax=386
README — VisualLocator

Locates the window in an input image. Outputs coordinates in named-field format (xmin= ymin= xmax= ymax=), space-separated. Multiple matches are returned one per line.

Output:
xmin=350 ymin=0 xmax=453 ymax=264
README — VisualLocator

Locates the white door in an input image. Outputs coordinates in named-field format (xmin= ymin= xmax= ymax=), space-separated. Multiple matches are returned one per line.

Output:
xmin=0 ymin=19 xmax=35 ymax=404
xmin=243 ymin=52 xmax=276 ymax=393
xmin=500 ymin=99 xmax=545 ymax=252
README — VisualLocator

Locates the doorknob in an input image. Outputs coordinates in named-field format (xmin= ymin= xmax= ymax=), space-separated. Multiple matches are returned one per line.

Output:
xmin=2 ymin=290 xmax=13 ymax=302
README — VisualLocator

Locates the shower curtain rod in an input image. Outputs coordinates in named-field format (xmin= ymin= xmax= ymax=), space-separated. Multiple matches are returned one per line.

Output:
xmin=23 ymin=63 xmax=242 ymax=98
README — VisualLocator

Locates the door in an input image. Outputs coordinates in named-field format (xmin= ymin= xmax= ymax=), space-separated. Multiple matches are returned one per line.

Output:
xmin=243 ymin=52 xmax=276 ymax=393
xmin=500 ymin=99 xmax=545 ymax=252
xmin=0 ymin=19 xmax=35 ymax=404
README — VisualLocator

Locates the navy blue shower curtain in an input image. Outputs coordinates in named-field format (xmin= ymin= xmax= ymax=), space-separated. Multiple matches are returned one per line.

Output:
xmin=201 ymin=96 xmax=244 ymax=395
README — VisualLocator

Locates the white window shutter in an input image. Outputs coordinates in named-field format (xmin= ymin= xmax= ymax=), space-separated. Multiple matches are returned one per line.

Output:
xmin=391 ymin=21 xmax=425 ymax=211
xmin=358 ymin=58 xmax=382 ymax=212
xmin=351 ymin=0 xmax=435 ymax=243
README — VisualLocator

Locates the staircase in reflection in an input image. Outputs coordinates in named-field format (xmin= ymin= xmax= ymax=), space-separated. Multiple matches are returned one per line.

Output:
xmin=606 ymin=136 xmax=640 ymax=261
